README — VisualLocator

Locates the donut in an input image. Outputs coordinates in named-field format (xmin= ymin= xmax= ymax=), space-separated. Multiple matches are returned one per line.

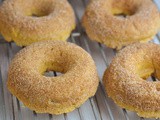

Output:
xmin=7 ymin=40 xmax=99 ymax=114
xmin=103 ymin=43 xmax=160 ymax=118
xmin=0 ymin=0 xmax=75 ymax=46
xmin=82 ymin=0 xmax=160 ymax=49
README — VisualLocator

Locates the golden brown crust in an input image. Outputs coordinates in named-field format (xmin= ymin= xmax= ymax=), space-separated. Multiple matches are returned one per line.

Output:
xmin=0 ymin=0 xmax=75 ymax=46
xmin=82 ymin=0 xmax=160 ymax=49
xmin=103 ymin=43 xmax=160 ymax=118
xmin=7 ymin=40 xmax=99 ymax=114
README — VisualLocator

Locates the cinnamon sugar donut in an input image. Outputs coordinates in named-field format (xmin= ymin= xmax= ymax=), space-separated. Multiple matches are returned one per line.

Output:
xmin=0 ymin=0 xmax=75 ymax=46
xmin=103 ymin=43 xmax=160 ymax=118
xmin=82 ymin=0 xmax=160 ymax=49
xmin=7 ymin=40 xmax=99 ymax=114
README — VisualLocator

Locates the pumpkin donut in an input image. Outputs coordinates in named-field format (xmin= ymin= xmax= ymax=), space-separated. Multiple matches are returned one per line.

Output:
xmin=103 ymin=43 xmax=160 ymax=118
xmin=0 ymin=0 xmax=75 ymax=46
xmin=82 ymin=0 xmax=160 ymax=49
xmin=7 ymin=40 xmax=99 ymax=114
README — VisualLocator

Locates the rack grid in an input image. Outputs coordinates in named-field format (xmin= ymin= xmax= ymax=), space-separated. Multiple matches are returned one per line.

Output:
xmin=0 ymin=0 xmax=160 ymax=120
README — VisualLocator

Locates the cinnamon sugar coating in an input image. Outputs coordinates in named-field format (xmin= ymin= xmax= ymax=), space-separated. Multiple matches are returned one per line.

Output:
xmin=82 ymin=0 xmax=160 ymax=49
xmin=103 ymin=43 xmax=160 ymax=118
xmin=0 ymin=0 xmax=75 ymax=46
xmin=7 ymin=41 xmax=99 ymax=114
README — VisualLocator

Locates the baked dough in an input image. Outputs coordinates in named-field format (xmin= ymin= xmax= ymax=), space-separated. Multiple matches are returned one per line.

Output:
xmin=7 ymin=40 xmax=99 ymax=114
xmin=82 ymin=0 xmax=160 ymax=49
xmin=0 ymin=0 xmax=75 ymax=46
xmin=103 ymin=43 xmax=160 ymax=118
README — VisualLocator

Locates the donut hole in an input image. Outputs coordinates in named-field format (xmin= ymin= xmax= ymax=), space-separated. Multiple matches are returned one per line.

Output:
xmin=39 ymin=52 xmax=75 ymax=78
xmin=43 ymin=71 xmax=63 ymax=77
xmin=146 ymin=76 xmax=154 ymax=82
xmin=113 ymin=10 xmax=134 ymax=18
xmin=42 ymin=62 xmax=66 ymax=77
xmin=136 ymin=61 xmax=160 ymax=82
xmin=28 ymin=6 xmax=53 ymax=17
xmin=43 ymin=71 xmax=55 ymax=77
xmin=145 ymin=76 xmax=159 ymax=82
xmin=137 ymin=63 xmax=154 ymax=80
xmin=18 ymin=0 xmax=55 ymax=17
xmin=114 ymin=13 xmax=128 ymax=18
xmin=30 ymin=13 xmax=50 ymax=17
xmin=112 ymin=1 xmax=137 ymax=18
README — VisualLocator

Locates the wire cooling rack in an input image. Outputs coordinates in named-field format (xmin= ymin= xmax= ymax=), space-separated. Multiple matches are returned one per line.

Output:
xmin=0 ymin=0 xmax=160 ymax=120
